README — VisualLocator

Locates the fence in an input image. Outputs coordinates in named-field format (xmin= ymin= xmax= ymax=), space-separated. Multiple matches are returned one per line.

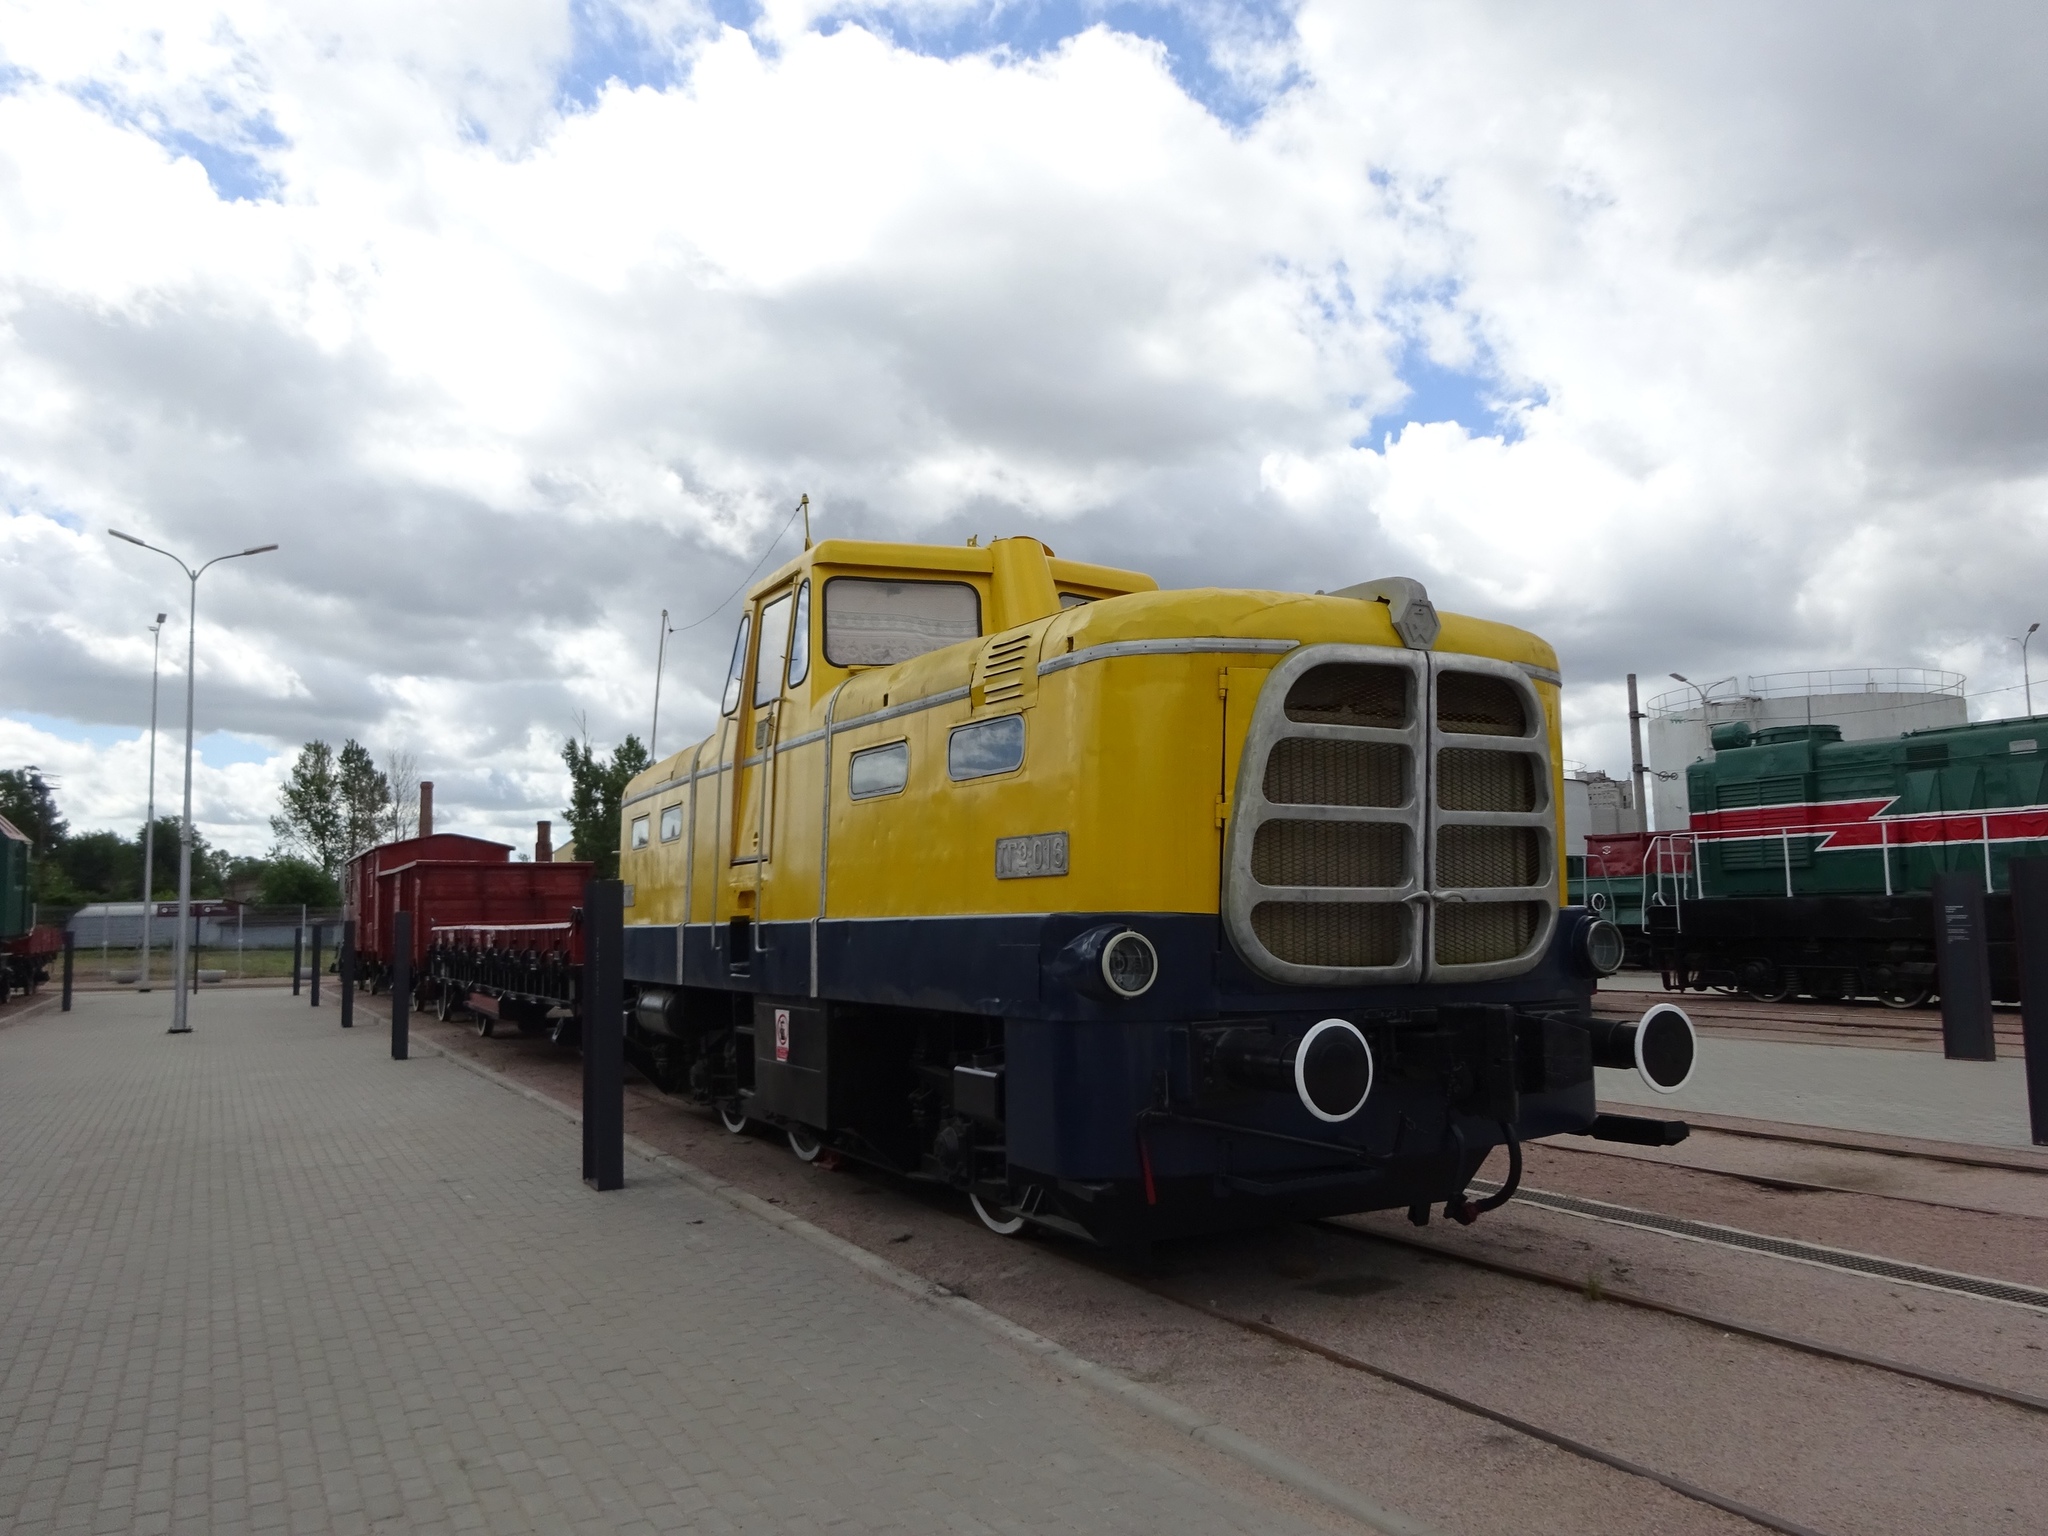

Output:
xmin=49 ymin=905 xmax=345 ymax=988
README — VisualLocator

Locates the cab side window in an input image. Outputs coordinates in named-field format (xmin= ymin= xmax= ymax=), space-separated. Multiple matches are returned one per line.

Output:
xmin=786 ymin=580 xmax=812 ymax=688
xmin=755 ymin=591 xmax=794 ymax=708
xmin=720 ymin=613 xmax=752 ymax=716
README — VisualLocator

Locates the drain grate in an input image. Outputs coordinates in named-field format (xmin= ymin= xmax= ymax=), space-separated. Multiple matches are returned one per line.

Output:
xmin=1472 ymin=1181 xmax=2048 ymax=1313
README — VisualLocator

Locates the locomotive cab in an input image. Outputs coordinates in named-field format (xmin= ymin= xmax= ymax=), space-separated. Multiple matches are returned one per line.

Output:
xmin=618 ymin=535 xmax=1676 ymax=1242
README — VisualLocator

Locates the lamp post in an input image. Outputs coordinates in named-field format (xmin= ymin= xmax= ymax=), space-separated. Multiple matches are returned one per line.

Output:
xmin=650 ymin=608 xmax=674 ymax=757
xmin=2012 ymin=623 xmax=2040 ymax=717
xmin=108 ymin=531 xmax=279 ymax=1033
xmin=1670 ymin=672 xmax=1737 ymax=717
xmin=138 ymin=612 xmax=167 ymax=992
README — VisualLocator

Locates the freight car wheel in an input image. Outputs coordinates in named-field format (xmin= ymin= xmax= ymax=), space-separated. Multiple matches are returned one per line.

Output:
xmin=435 ymin=987 xmax=452 ymax=1022
xmin=1880 ymin=984 xmax=1933 ymax=1010
xmin=969 ymin=1192 xmax=1026 ymax=1237
xmin=787 ymin=1126 xmax=824 ymax=1162
xmin=718 ymin=1103 xmax=749 ymax=1135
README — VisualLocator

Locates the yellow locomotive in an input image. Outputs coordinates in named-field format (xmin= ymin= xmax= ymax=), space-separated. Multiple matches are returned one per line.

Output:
xmin=618 ymin=534 xmax=1694 ymax=1241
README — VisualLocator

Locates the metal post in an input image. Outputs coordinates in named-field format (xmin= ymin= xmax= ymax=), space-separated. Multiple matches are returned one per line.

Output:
xmin=61 ymin=930 xmax=74 ymax=1012
xmin=292 ymin=924 xmax=303 ymax=996
xmin=140 ymin=612 xmax=164 ymax=991
xmin=582 ymin=879 xmax=624 ymax=1191
xmin=1931 ymin=871 xmax=1996 ymax=1061
xmin=339 ymin=920 xmax=355 ymax=1029
xmin=1781 ymin=828 xmax=1793 ymax=899
xmin=1983 ymin=813 xmax=1994 ymax=890
xmin=1626 ymin=673 xmax=1648 ymax=834
xmin=2009 ymin=858 xmax=2048 ymax=1145
xmin=310 ymin=924 xmax=323 ymax=1007
xmin=391 ymin=912 xmax=411 ymax=1060
xmin=1881 ymin=818 xmax=1892 ymax=897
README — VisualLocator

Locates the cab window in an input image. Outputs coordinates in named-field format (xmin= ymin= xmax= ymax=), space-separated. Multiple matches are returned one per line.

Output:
xmin=755 ymin=591 xmax=794 ymax=708
xmin=630 ymin=816 xmax=651 ymax=850
xmin=824 ymin=578 xmax=980 ymax=667
xmin=659 ymin=805 xmax=682 ymax=842
xmin=786 ymin=580 xmax=812 ymax=688
xmin=719 ymin=613 xmax=751 ymax=716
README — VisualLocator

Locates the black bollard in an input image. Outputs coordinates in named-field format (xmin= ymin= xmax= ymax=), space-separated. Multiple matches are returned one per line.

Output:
xmin=61 ymin=930 xmax=74 ymax=1012
xmin=292 ymin=925 xmax=303 ymax=996
xmin=582 ymin=880 xmax=624 ymax=1191
xmin=310 ymin=925 xmax=323 ymax=1008
xmin=391 ymin=912 xmax=410 ymax=1060
xmin=2010 ymin=858 xmax=2048 ymax=1145
xmin=1932 ymin=870 xmax=1996 ymax=1061
xmin=339 ymin=920 xmax=356 ymax=1029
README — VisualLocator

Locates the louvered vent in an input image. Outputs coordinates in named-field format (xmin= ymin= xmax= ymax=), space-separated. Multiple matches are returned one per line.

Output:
xmin=1252 ymin=821 xmax=1406 ymax=888
xmin=976 ymin=632 xmax=1035 ymax=707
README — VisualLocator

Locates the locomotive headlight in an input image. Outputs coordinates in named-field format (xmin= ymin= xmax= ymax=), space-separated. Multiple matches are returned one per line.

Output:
xmin=1576 ymin=916 xmax=1625 ymax=977
xmin=1100 ymin=930 xmax=1158 ymax=998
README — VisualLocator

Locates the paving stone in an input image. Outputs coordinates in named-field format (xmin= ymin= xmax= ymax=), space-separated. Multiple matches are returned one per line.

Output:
xmin=0 ymin=991 xmax=1318 ymax=1535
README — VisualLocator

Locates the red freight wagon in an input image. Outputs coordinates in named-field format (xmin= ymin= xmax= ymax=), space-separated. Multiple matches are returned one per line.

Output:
xmin=372 ymin=858 xmax=593 ymax=979
xmin=346 ymin=832 xmax=511 ymax=978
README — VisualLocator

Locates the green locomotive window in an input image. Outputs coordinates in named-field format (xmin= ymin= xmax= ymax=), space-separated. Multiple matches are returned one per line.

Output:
xmin=848 ymin=741 xmax=909 ymax=799
xmin=824 ymin=578 xmax=981 ymax=666
xmin=755 ymin=592 xmax=794 ymax=708
xmin=786 ymin=580 xmax=812 ymax=688
xmin=630 ymin=816 xmax=650 ymax=850
xmin=720 ymin=613 xmax=751 ymax=716
xmin=659 ymin=805 xmax=682 ymax=842
xmin=949 ymin=715 xmax=1025 ymax=780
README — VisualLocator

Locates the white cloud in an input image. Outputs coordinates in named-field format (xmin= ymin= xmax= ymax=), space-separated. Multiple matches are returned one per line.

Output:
xmin=4 ymin=0 xmax=2047 ymax=850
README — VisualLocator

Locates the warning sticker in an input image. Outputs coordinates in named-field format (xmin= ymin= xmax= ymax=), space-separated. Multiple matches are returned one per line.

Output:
xmin=774 ymin=1008 xmax=791 ymax=1063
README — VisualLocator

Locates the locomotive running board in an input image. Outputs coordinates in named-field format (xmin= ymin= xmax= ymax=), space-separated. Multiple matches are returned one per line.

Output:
xmin=1577 ymin=1113 xmax=1690 ymax=1147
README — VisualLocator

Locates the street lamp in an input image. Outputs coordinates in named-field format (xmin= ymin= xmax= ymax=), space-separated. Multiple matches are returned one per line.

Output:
xmin=108 ymin=531 xmax=279 ymax=1033
xmin=138 ymin=612 xmax=167 ymax=992
xmin=2012 ymin=623 xmax=2040 ymax=717
xmin=1670 ymin=672 xmax=1737 ymax=716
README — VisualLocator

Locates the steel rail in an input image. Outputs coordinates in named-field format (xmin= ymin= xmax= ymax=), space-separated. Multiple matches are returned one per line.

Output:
xmin=1319 ymin=1220 xmax=2048 ymax=1417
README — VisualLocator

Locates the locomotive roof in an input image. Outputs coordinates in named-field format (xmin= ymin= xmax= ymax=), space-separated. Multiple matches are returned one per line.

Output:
xmin=747 ymin=537 xmax=1155 ymax=603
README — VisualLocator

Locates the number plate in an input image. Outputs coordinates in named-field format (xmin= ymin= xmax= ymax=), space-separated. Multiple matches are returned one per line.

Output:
xmin=995 ymin=832 xmax=1069 ymax=880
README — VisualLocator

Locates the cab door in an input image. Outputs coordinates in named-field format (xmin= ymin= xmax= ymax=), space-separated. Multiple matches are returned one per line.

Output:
xmin=730 ymin=587 xmax=797 ymax=873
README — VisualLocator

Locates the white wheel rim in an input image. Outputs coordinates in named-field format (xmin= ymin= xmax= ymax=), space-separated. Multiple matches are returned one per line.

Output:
xmin=788 ymin=1128 xmax=823 ymax=1162
xmin=720 ymin=1105 xmax=747 ymax=1134
xmin=970 ymin=1192 xmax=1026 ymax=1236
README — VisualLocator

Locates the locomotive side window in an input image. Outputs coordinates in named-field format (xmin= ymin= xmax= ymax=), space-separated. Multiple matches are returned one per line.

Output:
xmin=949 ymin=715 xmax=1025 ymax=780
xmin=824 ymin=578 xmax=980 ymax=666
xmin=755 ymin=592 xmax=794 ymax=708
xmin=631 ymin=816 xmax=651 ymax=850
xmin=719 ymin=613 xmax=751 ymax=716
xmin=659 ymin=805 xmax=682 ymax=842
xmin=848 ymin=741 xmax=909 ymax=799
xmin=786 ymin=580 xmax=812 ymax=688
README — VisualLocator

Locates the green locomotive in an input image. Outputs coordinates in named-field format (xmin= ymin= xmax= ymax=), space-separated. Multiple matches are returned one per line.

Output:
xmin=1572 ymin=715 xmax=2047 ymax=1003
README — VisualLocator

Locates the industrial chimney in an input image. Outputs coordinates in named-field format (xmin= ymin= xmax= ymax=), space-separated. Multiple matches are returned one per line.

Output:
xmin=536 ymin=821 xmax=553 ymax=863
xmin=419 ymin=781 xmax=434 ymax=838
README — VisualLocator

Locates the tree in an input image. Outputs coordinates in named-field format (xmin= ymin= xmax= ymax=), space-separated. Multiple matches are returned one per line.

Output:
xmin=336 ymin=739 xmax=390 ymax=861
xmin=0 ymin=767 xmax=67 ymax=854
xmin=562 ymin=733 xmax=650 ymax=880
xmin=259 ymin=855 xmax=339 ymax=907
xmin=383 ymin=749 xmax=420 ymax=841
xmin=271 ymin=741 xmax=344 ymax=873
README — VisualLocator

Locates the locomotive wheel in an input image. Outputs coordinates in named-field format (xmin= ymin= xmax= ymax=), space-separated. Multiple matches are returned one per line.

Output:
xmin=969 ymin=1191 xmax=1026 ymax=1237
xmin=477 ymin=1014 xmax=494 ymax=1038
xmin=1743 ymin=970 xmax=1794 ymax=1003
xmin=1880 ymin=984 xmax=1933 ymax=1010
xmin=718 ymin=1103 xmax=749 ymax=1135
xmin=436 ymin=987 xmax=453 ymax=1022
xmin=787 ymin=1126 xmax=825 ymax=1162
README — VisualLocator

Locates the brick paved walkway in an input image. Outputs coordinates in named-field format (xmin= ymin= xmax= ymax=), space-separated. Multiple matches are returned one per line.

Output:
xmin=0 ymin=990 xmax=1320 ymax=1535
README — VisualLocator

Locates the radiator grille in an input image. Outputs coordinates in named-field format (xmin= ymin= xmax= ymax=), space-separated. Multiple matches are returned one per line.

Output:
xmin=1439 ymin=825 xmax=1541 ymax=888
xmin=1437 ymin=748 xmax=1536 ymax=812
xmin=1253 ymin=902 xmax=1407 ymax=968
xmin=1284 ymin=664 xmax=1409 ymax=728
xmin=1251 ymin=820 xmax=1406 ymax=888
xmin=1435 ymin=902 xmax=1542 ymax=966
xmin=1264 ymin=738 xmax=1406 ymax=807
xmin=1437 ymin=672 xmax=1526 ymax=735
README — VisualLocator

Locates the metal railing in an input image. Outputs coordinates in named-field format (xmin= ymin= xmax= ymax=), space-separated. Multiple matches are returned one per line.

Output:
xmin=1647 ymin=667 xmax=1966 ymax=717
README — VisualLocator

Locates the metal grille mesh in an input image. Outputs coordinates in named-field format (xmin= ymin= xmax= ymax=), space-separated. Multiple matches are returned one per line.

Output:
xmin=1437 ymin=748 xmax=1536 ymax=812
xmin=1434 ymin=901 xmax=1540 ymax=965
xmin=1284 ymin=664 xmax=1409 ymax=727
xmin=1264 ymin=738 xmax=1407 ymax=807
xmin=1253 ymin=901 xmax=1407 ymax=968
xmin=1252 ymin=820 xmax=1406 ymax=888
xmin=1437 ymin=672 xmax=1527 ymax=735
xmin=1438 ymin=825 xmax=1540 ymax=888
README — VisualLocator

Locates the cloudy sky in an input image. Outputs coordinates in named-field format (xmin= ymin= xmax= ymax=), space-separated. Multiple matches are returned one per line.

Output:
xmin=4 ymin=0 xmax=2046 ymax=854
